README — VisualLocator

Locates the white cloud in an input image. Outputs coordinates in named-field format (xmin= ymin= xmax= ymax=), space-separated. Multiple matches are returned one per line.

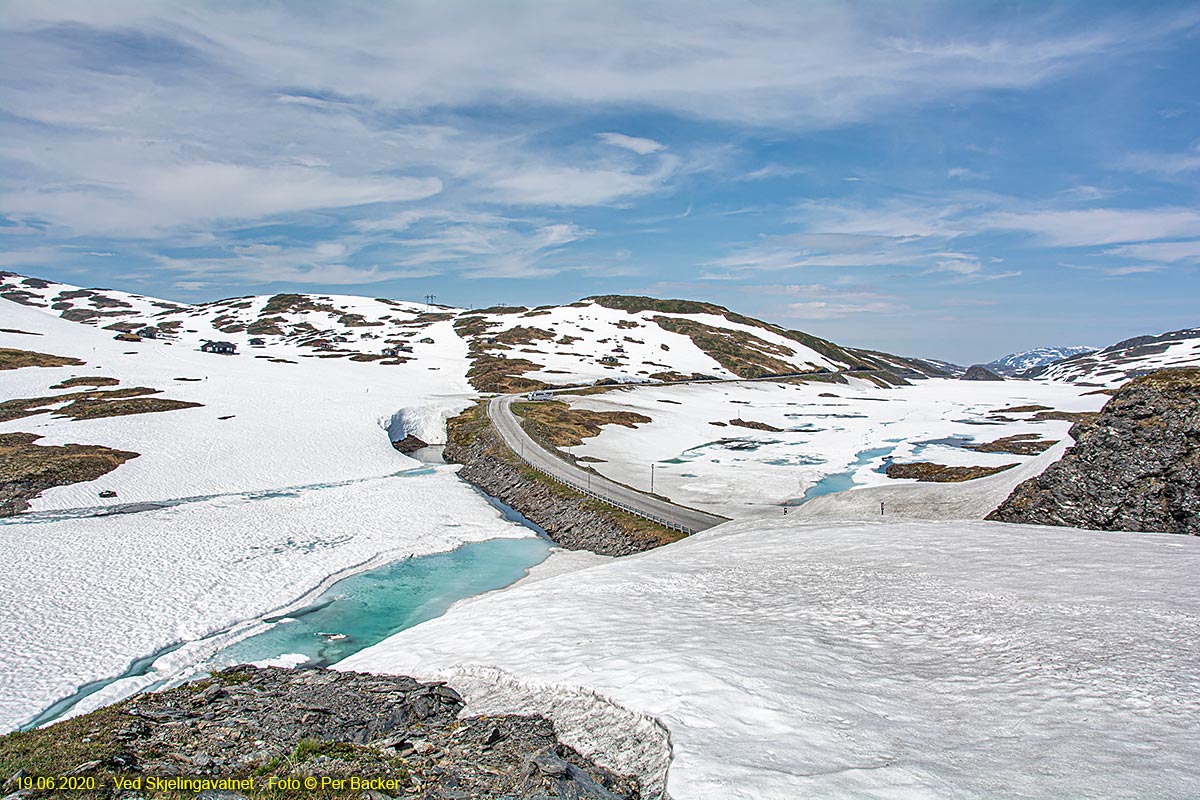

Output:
xmin=1104 ymin=239 xmax=1200 ymax=262
xmin=982 ymin=207 xmax=1200 ymax=246
xmin=784 ymin=300 xmax=902 ymax=319
xmin=597 ymin=133 xmax=664 ymax=155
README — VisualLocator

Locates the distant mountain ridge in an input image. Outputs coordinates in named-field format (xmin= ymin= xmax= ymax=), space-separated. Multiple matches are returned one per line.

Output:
xmin=1022 ymin=327 xmax=1200 ymax=385
xmin=985 ymin=346 xmax=1097 ymax=376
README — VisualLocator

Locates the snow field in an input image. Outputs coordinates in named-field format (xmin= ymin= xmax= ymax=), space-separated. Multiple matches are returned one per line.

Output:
xmin=0 ymin=467 xmax=537 ymax=733
xmin=343 ymin=519 xmax=1200 ymax=799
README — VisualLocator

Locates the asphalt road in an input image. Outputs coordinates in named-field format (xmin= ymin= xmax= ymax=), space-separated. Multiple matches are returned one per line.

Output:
xmin=488 ymin=394 xmax=729 ymax=533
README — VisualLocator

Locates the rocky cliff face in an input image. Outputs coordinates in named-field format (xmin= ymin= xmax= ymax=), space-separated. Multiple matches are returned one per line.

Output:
xmin=446 ymin=425 xmax=673 ymax=556
xmin=988 ymin=368 xmax=1200 ymax=534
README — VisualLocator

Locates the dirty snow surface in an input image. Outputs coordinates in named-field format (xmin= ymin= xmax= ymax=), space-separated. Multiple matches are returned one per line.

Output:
xmin=343 ymin=519 xmax=1200 ymax=799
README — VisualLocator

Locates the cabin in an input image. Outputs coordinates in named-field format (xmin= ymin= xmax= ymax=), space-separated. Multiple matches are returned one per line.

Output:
xmin=114 ymin=332 xmax=142 ymax=343
xmin=381 ymin=346 xmax=399 ymax=357
xmin=200 ymin=340 xmax=237 ymax=355
xmin=599 ymin=355 xmax=619 ymax=365
xmin=419 ymin=337 xmax=435 ymax=344
xmin=613 ymin=345 xmax=626 ymax=353
xmin=248 ymin=337 xmax=266 ymax=346
xmin=137 ymin=326 xmax=158 ymax=339
xmin=494 ymin=352 xmax=508 ymax=360
xmin=397 ymin=343 xmax=413 ymax=353
xmin=486 ymin=337 xmax=500 ymax=344
xmin=527 ymin=389 xmax=555 ymax=401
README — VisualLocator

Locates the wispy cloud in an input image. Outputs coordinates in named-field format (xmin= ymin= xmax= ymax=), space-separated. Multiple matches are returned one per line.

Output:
xmin=597 ymin=133 xmax=664 ymax=155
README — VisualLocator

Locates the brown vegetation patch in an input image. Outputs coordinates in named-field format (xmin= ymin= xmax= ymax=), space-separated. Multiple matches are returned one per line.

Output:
xmin=453 ymin=315 xmax=501 ymax=338
xmin=1 ymin=290 xmax=47 ymax=306
xmin=512 ymin=400 xmax=651 ymax=449
xmin=728 ymin=418 xmax=783 ymax=432
xmin=466 ymin=355 xmax=548 ymax=393
xmin=51 ymin=376 xmax=119 ymax=389
xmin=0 ymin=432 xmax=138 ymax=516
xmin=886 ymin=461 xmax=1018 ymax=482
xmin=0 ymin=387 xmax=201 ymax=423
xmin=0 ymin=328 xmax=41 ymax=336
xmin=556 ymin=335 xmax=582 ymax=345
xmin=991 ymin=404 xmax=1052 ymax=413
xmin=652 ymin=315 xmax=797 ymax=378
xmin=0 ymin=347 xmax=85 ymax=370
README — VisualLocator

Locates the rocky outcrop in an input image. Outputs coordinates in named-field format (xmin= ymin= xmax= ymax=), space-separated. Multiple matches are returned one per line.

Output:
xmin=988 ymin=368 xmax=1200 ymax=534
xmin=960 ymin=364 xmax=1004 ymax=381
xmin=447 ymin=425 xmax=673 ymax=556
xmin=390 ymin=434 xmax=428 ymax=454
xmin=0 ymin=666 xmax=639 ymax=800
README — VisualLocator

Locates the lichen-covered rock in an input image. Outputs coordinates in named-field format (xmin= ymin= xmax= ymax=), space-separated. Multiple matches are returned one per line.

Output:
xmin=0 ymin=666 xmax=641 ymax=800
xmin=988 ymin=368 xmax=1200 ymax=534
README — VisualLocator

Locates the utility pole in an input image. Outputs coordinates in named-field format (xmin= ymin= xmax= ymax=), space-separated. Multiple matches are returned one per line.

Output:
xmin=651 ymin=463 xmax=656 ymax=494
xmin=424 ymin=294 xmax=436 ymax=308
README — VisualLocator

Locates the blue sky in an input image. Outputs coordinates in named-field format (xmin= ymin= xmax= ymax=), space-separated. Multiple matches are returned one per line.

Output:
xmin=1 ymin=1 xmax=1197 ymax=363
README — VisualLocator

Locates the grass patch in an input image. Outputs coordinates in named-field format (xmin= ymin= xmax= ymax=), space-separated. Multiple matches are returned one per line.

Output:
xmin=0 ymin=348 xmax=85 ymax=371
xmin=0 ymin=432 xmax=138 ymax=515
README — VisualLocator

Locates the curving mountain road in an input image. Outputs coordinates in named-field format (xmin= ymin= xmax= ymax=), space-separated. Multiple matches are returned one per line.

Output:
xmin=487 ymin=394 xmax=729 ymax=534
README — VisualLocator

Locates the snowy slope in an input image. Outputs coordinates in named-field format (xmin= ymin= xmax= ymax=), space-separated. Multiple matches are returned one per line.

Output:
xmin=985 ymin=345 xmax=1096 ymax=375
xmin=342 ymin=519 xmax=1200 ymax=799
xmin=1026 ymin=327 xmax=1200 ymax=385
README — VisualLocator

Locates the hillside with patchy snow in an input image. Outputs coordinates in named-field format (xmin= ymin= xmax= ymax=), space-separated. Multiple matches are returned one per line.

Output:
xmin=1023 ymin=327 xmax=1200 ymax=385
xmin=1 ymin=273 xmax=948 ymax=398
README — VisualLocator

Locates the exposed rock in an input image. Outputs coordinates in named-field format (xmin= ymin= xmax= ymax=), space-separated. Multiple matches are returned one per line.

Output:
xmin=960 ymin=364 xmax=1004 ymax=381
xmin=0 ymin=666 xmax=640 ymax=800
xmin=988 ymin=368 xmax=1200 ymax=534
xmin=390 ymin=434 xmax=429 ymax=454
xmin=886 ymin=461 xmax=1017 ymax=482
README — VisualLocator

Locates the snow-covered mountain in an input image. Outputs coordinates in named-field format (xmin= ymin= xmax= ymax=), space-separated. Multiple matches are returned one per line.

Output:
xmin=1024 ymin=327 xmax=1200 ymax=385
xmin=0 ymin=272 xmax=948 ymax=390
xmin=985 ymin=346 xmax=1096 ymax=376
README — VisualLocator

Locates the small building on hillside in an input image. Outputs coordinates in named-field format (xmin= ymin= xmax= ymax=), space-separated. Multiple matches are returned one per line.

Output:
xmin=114 ymin=332 xmax=142 ymax=343
xmin=248 ymin=337 xmax=266 ymax=346
xmin=382 ymin=346 xmax=400 ymax=357
xmin=137 ymin=326 xmax=159 ymax=339
xmin=200 ymin=340 xmax=237 ymax=355
xmin=419 ymin=337 xmax=435 ymax=344
xmin=599 ymin=355 xmax=619 ymax=365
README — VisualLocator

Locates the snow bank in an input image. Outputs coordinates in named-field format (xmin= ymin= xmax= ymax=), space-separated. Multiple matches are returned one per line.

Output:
xmin=343 ymin=518 xmax=1200 ymax=799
